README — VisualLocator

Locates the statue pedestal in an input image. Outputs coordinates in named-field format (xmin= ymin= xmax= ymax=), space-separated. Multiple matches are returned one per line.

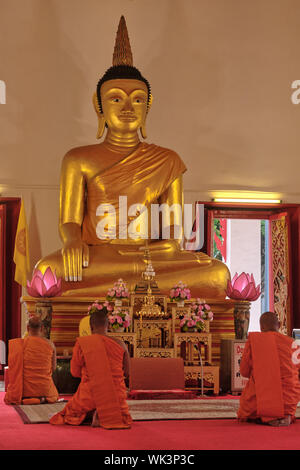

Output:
xmin=22 ymin=295 xmax=238 ymax=364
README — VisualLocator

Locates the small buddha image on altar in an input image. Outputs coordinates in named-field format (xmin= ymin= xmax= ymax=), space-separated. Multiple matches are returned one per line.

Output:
xmin=135 ymin=319 xmax=172 ymax=349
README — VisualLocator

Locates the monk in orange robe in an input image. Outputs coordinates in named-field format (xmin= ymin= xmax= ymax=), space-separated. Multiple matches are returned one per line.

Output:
xmin=4 ymin=317 xmax=58 ymax=405
xmin=49 ymin=307 xmax=132 ymax=429
xmin=238 ymin=311 xmax=300 ymax=426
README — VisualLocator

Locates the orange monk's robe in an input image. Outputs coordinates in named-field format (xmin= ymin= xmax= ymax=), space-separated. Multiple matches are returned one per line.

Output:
xmin=49 ymin=334 xmax=132 ymax=429
xmin=4 ymin=336 xmax=58 ymax=405
xmin=238 ymin=331 xmax=300 ymax=423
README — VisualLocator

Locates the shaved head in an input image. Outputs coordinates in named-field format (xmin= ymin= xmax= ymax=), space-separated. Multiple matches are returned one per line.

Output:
xmin=260 ymin=311 xmax=280 ymax=332
xmin=90 ymin=308 xmax=108 ymax=332
xmin=27 ymin=316 xmax=43 ymax=335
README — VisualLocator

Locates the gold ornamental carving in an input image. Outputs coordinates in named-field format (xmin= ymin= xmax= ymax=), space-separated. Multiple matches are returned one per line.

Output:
xmin=136 ymin=348 xmax=175 ymax=359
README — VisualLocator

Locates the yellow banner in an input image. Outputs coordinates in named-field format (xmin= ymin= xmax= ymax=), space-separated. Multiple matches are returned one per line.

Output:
xmin=13 ymin=199 xmax=30 ymax=287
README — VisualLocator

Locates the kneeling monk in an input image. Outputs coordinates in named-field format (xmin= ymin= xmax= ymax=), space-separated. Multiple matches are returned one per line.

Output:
xmin=238 ymin=311 xmax=300 ymax=426
xmin=5 ymin=317 xmax=58 ymax=405
xmin=50 ymin=306 xmax=132 ymax=429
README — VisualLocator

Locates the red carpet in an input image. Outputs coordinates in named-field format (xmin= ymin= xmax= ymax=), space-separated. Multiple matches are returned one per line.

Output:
xmin=1 ymin=392 xmax=300 ymax=450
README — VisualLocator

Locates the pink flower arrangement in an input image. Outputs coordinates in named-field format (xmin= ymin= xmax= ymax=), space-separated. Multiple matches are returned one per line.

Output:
xmin=26 ymin=267 xmax=62 ymax=297
xmin=226 ymin=272 xmax=261 ymax=301
xmin=180 ymin=312 xmax=205 ymax=332
xmin=191 ymin=298 xmax=214 ymax=321
xmin=169 ymin=281 xmax=191 ymax=302
xmin=87 ymin=300 xmax=114 ymax=315
xmin=108 ymin=307 xmax=131 ymax=331
xmin=106 ymin=279 xmax=130 ymax=301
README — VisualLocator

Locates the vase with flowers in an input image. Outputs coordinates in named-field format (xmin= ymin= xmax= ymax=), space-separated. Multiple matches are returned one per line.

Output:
xmin=169 ymin=281 xmax=191 ymax=307
xmin=26 ymin=267 xmax=62 ymax=339
xmin=190 ymin=298 xmax=214 ymax=332
xmin=108 ymin=307 xmax=131 ymax=332
xmin=87 ymin=300 xmax=113 ymax=316
xmin=106 ymin=278 xmax=130 ymax=306
xmin=180 ymin=312 xmax=205 ymax=333
xmin=226 ymin=272 xmax=261 ymax=339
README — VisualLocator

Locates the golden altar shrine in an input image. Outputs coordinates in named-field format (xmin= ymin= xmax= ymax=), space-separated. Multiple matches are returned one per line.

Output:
xmin=21 ymin=293 xmax=238 ymax=394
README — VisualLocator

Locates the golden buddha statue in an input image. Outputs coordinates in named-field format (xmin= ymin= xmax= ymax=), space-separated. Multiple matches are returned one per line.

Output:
xmin=36 ymin=16 xmax=230 ymax=298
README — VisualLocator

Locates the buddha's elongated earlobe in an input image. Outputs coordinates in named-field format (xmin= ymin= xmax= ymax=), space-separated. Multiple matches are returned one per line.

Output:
xmin=140 ymin=122 xmax=147 ymax=139
xmin=96 ymin=115 xmax=106 ymax=139
xmin=93 ymin=93 xmax=106 ymax=139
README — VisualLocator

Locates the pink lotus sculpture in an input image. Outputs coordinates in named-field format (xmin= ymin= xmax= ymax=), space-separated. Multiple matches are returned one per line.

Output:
xmin=27 ymin=267 xmax=62 ymax=297
xmin=226 ymin=272 xmax=261 ymax=301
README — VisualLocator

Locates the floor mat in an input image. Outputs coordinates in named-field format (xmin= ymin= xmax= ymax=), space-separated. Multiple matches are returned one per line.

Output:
xmin=14 ymin=398 xmax=241 ymax=423
xmin=14 ymin=401 xmax=67 ymax=424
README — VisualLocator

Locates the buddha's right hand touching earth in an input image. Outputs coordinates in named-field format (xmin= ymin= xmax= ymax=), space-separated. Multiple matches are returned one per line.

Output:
xmin=60 ymin=223 xmax=89 ymax=282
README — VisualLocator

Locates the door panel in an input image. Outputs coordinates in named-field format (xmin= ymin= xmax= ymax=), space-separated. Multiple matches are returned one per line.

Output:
xmin=269 ymin=212 xmax=292 ymax=335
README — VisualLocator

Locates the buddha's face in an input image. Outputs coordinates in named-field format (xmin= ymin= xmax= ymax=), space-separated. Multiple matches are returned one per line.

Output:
xmin=100 ymin=79 xmax=148 ymax=134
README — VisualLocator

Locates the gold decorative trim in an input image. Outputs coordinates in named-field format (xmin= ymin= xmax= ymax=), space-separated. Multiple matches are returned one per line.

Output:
xmin=136 ymin=348 xmax=175 ymax=358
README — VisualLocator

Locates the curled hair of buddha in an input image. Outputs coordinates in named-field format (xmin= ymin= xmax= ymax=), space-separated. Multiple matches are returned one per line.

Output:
xmin=96 ymin=65 xmax=151 ymax=114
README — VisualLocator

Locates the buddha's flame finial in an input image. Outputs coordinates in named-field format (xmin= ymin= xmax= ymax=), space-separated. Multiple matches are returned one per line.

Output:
xmin=112 ymin=16 xmax=133 ymax=66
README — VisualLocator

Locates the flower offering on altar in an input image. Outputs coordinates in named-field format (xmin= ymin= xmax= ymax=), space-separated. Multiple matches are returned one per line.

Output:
xmin=87 ymin=300 xmax=113 ymax=315
xmin=191 ymin=298 xmax=214 ymax=321
xmin=180 ymin=312 xmax=205 ymax=332
xmin=169 ymin=281 xmax=191 ymax=302
xmin=108 ymin=307 xmax=131 ymax=331
xmin=106 ymin=279 xmax=130 ymax=301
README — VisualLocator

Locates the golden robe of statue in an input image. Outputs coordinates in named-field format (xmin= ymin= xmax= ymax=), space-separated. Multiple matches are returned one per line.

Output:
xmin=36 ymin=17 xmax=230 ymax=298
